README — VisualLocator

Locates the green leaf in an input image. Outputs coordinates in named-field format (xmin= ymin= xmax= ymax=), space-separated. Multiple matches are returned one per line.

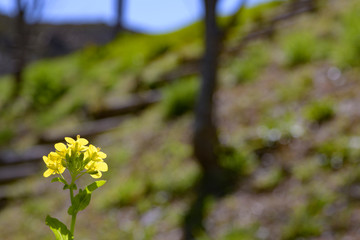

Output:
xmin=67 ymin=181 xmax=106 ymax=215
xmin=51 ymin=177 xmax=70 ymax=190
xmin=68 ymin=189 xmax=91 ymax=215
xmin=70 ymin=183 xmax=77 ymax=190
xmin=63 ymin=183 xmax=77 ymax=190
xmin=45 ymin=215 xmax=73 ymax=240
xmin=85 ymin=180 xmax=106 ymax=193
xmin=76 ymin=189 xmax=91 ymax=211
xmin=51 ymin=177 xmax=68 ymax=186
xmin=67 ymin=206 xmax=74 ymax=215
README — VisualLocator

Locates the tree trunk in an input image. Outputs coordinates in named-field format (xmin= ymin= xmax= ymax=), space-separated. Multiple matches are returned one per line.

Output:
xmin=185 ymin=1 xmax=248 ymax=238
xmin=114 ymin=0 xmax=124 ymax=36
xmin=183 ymin=1 xmax=252 ymax=238
xmin=12 ymin=0 xmax=27 ymax=100
xmin=183 ymin=2 xmax=222 ymax=236
xmin=193 ymin=0 xmax=221 ymax=175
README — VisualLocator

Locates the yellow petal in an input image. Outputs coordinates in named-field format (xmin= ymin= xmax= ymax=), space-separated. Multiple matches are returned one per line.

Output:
xmin=43 ymin=156 xmax=49 ymax=163
xmin=98 ymin=152 xmax=107 ymax=159
xmin=90 ymin=171 xmax=102 ymax=179
xmin=78 ymin=138 xmax=89 ymax=146
xmin=65 ymin=137 xmax=75 ymax=145
xmin=58 ymin=166 xmax=66 ymax=174
xmin=49 ymin=152 xmax=58 ymax=157
xmin=88 ymin=144 xmax=97 ymax=152
xmin=43 ymin=169 xmax=54 ymax=177
xmin=97 ymin=162 xmax=108 ymax=172
xmin=55 ymin=143 xmax=67 ymax=151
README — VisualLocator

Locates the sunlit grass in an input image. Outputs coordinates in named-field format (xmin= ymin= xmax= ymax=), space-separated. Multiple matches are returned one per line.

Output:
xmin=1 ymin=0 xmax=360 ymax=239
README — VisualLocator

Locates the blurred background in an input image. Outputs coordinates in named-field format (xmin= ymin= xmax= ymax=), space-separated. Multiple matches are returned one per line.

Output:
xmin=1 ymin=0 xmax=360 ymax=239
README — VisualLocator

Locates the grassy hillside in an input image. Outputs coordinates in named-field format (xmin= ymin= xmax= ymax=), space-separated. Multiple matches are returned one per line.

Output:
xmin=1 ymin=0 xmax=360 ymax=239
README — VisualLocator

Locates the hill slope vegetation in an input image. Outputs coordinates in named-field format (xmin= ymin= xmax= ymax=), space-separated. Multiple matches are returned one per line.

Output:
xmin=1 ymin=0 xmax=360 ymax=239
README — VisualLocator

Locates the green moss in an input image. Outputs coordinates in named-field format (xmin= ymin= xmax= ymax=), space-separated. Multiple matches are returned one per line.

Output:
xmin=143 ymin=141 xmax=199 ymax=196
xmin=0 ymin=127 xmax=14 ymax=145
xmin=282 ymin=216 xmax=322 ymax=240
xmin=277 ymin=73 xmax=313 ymax=102
xmin=281 ymin=31 xmax=319 ymax=67
xmin=332 ymin=2 xmax=360 ymax=68
xmin=254 ymin=112 xmax=304 ymax=147
xmin=316 ymin=136 xmax=360 ymax=170
xmin=219 ymin=146 xmax=257 ymax=176
xmin=148 ymin=161 xmax=199 ymax=196
xmin=162 ymin=76 xmax=199 ymax=120
xmin=292 ymin=158 xmax=321 ymax=182
xmin=140 ymin=53 xmax=180 ymax=89
xmin=303 ymin=99 xmax=335 ymax=124
xmin=0 ymin=75 xmax=13 ymax=105
xmin=252 ymin=166 xmax=284 ymax=192
xmin=222 ymin=226 xmax=259 ymax=240
xmin=282 ymin=186 xmax=334 ymax=240
xmin=101 ymin=175 xmax=147 ymax=208
xmin=24 ymin=64 xmax=68 ymax=111
xmin=22 ymin=197 xmax=54 ymax=216
xmin=227 ymin=41 xmax=269 ymax=84
xmin=238 ymin=0 xmax=283 ymax=26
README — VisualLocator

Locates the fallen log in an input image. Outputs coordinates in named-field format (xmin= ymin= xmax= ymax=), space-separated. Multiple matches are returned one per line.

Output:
xmin=0 ymin=162 xmax=41 ymax=184
xmin=38 ymin=115 xmax=127 ymax=144
xmin=152 ymin=60 xmax=200 ymax=88
xmin=39 ymin=91 xmax=161 ymax=144
xmin=0 ymin=145 xmax=52 ymax=166
xmin=90 ymin=90 xmax=162 ymax=119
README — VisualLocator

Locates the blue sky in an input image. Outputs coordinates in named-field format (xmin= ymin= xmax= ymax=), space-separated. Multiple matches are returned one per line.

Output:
xmin=0 ymin=0 xmax=270 ymax=33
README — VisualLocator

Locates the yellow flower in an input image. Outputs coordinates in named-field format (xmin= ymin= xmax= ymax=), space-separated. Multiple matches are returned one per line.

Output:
xmin=85 ymin=144 xmax=107 ymax=162
xmin=84 ymin=144 xmax=108 ymax=178
xmin=54 ymin=142 xmax=68 ymax=158
xmin=43 ymin=152 xmax=66 ymax=177
xmin=65 ymin=135 xmax=89 ymax=152
xmin=43 ymin=135 xmax=107 ymax=179
xmin=85 ymin=161 xmax=108 ymax=178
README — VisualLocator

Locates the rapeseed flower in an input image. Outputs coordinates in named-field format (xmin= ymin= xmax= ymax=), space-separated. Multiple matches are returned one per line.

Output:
xmin=43 ymin=152 xmax=66 ymax=177
xmin=54 ymin=142 xmax=69 ymax=160
xmin=85 ymin=144 xmax=108 ymax=178
xmin=85 ymin=161 xmax=108 ymax=178
xmin=65 ymin=135 xmax=89 ymax=152
xmin=85 ymin=144 xmax=107 ymax=162
xmin=42 ymin=135 xmax=108 ymax=178
xmin=43 ymin=135 xmax=108 ymax=240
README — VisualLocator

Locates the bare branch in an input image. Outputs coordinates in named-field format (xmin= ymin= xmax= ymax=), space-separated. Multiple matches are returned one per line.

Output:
xmin=221 ymin=0 xmax=248 ymax=39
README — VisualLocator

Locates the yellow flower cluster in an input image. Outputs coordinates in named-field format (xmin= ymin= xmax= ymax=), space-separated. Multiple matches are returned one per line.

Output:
xmin=43 ymin=135 xmax=108 ymax=178
xmin=43 ymin=152 xmax=66 ymax=178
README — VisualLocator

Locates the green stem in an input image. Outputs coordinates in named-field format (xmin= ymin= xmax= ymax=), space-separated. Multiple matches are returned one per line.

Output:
xmin=75 ymin=172 xmax=86 ymax=181
xmin=69 ymin=175 xmax=78 ymax=238
xmin=70 ymin=211 xmax=77 ymax=236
